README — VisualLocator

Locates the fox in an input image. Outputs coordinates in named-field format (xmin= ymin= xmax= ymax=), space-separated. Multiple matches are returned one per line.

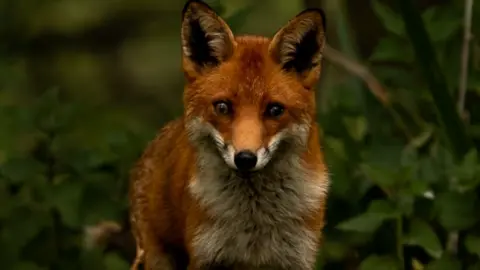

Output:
xmin=129 ymin=0 xmax=330 ymax=269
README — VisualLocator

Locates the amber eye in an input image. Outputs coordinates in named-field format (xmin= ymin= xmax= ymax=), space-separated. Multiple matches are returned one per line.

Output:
xmin=265 ymin=103 xmax=285 ymax=118
xmin=213 ymin=100 xmax=232 ymax=115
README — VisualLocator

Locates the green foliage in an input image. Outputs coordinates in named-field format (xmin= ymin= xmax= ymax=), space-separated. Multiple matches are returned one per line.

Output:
xmin=404 ymin=219 xmax=443 ymax=259
xmin=372 ymin=0 xmax=405 ymax=36
xmin=0 ymin=85 xmax=149 ymax=268
xmin=465 ymin=235 xmax=480 ymax=257
xmin=2 ymin=0 xmax=480 ymax=269
xmin=1 ymin=1 xmax=260 ymax=269
xmin=359 ymin=255 xmax=401 ymax=270
xmin=426 ymin=255 xmax=462 ymax=270
xmin=337 ymin=199 xmax=400 ymax=233
xmin=316 ymin=0 xmax=480 ymax=269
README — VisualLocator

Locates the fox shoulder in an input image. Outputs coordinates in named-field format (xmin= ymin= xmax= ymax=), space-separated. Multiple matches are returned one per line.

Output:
xmin=128 ymin=118 xmax=191 ymax=215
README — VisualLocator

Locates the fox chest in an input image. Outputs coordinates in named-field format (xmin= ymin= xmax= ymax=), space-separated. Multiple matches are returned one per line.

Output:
xmin=192 ymin=216 xmax=318 ymax=269
xmin=188 ymin=174 xmax=324 ymax=269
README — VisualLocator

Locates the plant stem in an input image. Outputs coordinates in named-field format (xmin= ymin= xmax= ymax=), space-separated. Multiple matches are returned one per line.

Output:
xmin=323 ymin=45 xmax=390 ymax=106
xmin=328 ymin=0 xmax=365 ymax=105
xmin=395 ymin=0 xmax=471 ymax=160
xmin=396 ymin=216 xmax=405 ymax=269
xmin=457 ymin=0 xmax=474 ymax=117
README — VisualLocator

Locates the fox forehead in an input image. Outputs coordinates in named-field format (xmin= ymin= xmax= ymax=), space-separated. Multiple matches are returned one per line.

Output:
xmin=186 ymin=36 xmax=315 ymax=112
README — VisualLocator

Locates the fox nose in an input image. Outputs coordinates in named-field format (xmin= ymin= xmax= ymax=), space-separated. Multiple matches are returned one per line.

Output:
xmin=234 ymin=150 xmax=257 ymax=171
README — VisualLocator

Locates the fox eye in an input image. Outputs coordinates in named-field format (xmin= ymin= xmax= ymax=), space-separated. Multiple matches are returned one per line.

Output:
xmin=265 ymin=103 xmax=285 ymax=118
xmin=213 ymin=101 xmax=232 ymax=115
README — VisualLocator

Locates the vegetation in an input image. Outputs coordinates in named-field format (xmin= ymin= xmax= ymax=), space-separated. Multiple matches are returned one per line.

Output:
xmin=1 ymin=0 xmax=479 ymax=269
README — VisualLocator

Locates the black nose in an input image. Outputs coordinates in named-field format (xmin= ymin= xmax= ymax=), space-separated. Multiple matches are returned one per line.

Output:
xmin=234 ymin=151 xmax=257 ymax=171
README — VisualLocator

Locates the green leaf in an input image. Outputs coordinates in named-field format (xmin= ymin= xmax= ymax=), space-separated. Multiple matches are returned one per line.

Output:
xmin=337 ymin=213 xmax=385 ymax=233
xmin=80 ymin=180 xmax=124 ymax=225
xmin=421 ymin=5 xmax=436 ymax=23
xmin=370 ymin=36 xmax=413 ymax=63
xmin=435 ymin=191 xmax=478 ymax=231
xmin=372 ymin=0 xmax=405 ymax=36
xmin=49 ymin=178 xmax=85 ymax=228
xmin=324 ymin=137 xmax=347 ymax=160
xmin=0 ymin=157 xmax=46 ymax=184
xmin=368 ymin=199 xmax=398 ymax=215
xmin=408 ymin=180 xmax=430 ymax=198
xmin=452 ymin=149 xmax=480 ymax=191
xmin=342 ymin=116 xmax=367 ymax=142
xmin=104 ymin=252 xmax=130 ymax=270
xmin=359 ymin=255 xmax=401 ymax=270
xmin=465 ymin=234 xmax=480 ymax=257
xmin=56 ymin=148 xmax=117 ymax=173
xmin=337 ymin=200 xmax=399 ymax=233
xmin=404 ymin=219 xmax=443 ymax=259
xmin=1 ymin=206 xmax=52 ymax=257
xmin=409 ymin=127 xmax=434 ymax=149
xmin=400 ymin=146 xmax=419 ymax=168
xmin=422 ymin=6 xmax=462 ymax=43
xmin=430 ymin=144 xmax=456 ymax=179
xmin=426 ymin=255 xmax=461 ymax=270
xmin=321 ymin=240 xmax=350 ymax=261
xmin=362 ymin=143 xmax=404 ymax=170
xmin=396 ymin=194 xmax=415 ymax=216
xmin=412 ymin=259 xmax=426 ymax=269
xmin=360 ymin=163 xmax=397 ymax=190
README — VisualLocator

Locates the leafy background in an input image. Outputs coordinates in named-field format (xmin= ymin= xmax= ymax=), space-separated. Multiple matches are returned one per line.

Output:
xmin=1 ymin=0 xmax=480 ymax=269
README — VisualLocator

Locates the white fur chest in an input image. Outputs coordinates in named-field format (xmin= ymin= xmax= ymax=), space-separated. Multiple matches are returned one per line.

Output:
xmin=188 ymin=157 xmax=328 ymax=269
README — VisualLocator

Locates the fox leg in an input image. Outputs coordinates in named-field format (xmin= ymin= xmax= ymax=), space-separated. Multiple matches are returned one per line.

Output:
xmin=130 ymin=225 xmax=174 ymax=270
xmin=130 ymin=220 xmax=145 ymax=270
xmin=144 ymin=253 xmax=174 ymax=270
xmin=140 ymin=239 xmax=176 ymax=270
xmin=130 ymin=245 xmax=144 ymax=270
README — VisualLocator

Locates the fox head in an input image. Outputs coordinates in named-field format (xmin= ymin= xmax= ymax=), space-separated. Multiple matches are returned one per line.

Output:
xmin=181 ymin=0 xmax=326 ymax=173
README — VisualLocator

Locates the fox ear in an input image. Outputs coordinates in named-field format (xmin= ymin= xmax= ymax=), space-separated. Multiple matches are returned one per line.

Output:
xmin=268 ymin=9 xmax=326 ymax=88
xmin=181 ymin=0 xmax=235 ymax=78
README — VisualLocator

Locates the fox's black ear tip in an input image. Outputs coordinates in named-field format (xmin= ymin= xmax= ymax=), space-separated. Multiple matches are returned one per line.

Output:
xmin=297 ymin=7 xmax=327 ymax=29
xmin=182 ymin=0 xmax=212 ymax=17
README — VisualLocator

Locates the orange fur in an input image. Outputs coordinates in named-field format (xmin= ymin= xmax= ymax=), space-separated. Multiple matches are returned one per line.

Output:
xmin=129 ymin=1 xmax=328 ymax=269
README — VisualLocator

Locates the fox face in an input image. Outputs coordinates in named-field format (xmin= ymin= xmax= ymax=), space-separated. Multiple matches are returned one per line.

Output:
xmin=181 ymin=0 xmax=326 ymax=172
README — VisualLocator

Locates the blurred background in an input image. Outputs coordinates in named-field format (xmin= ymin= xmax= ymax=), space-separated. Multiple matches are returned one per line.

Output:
xmin=1 ymin=0 xmax=480 ymax=269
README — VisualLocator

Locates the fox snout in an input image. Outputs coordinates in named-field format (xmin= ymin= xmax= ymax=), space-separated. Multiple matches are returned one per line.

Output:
xmin=222 ymin=128 xmax=284 ymax=172
xmin=192 ymin=118 xmax=281 ymax=172
xmin=233 ymin=150 xmax=258 ymax=171
xmin=229 ymin=116 xmax=263 ymax=171
xmin=224 ymin=142 xmax=275 ymax=172
xmin=187 ymin=117 xmax=307 ymax=173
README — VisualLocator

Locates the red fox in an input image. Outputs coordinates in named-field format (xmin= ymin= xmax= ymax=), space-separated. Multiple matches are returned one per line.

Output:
xmin=129 ymin=0 xmax=329 ymax=269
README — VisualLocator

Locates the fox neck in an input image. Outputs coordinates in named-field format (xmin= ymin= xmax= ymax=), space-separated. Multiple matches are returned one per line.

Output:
xmin=186 ymin=119 xmax=328 ymax=267
xmin=188 ymin=121 xmax=327 ymax=220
